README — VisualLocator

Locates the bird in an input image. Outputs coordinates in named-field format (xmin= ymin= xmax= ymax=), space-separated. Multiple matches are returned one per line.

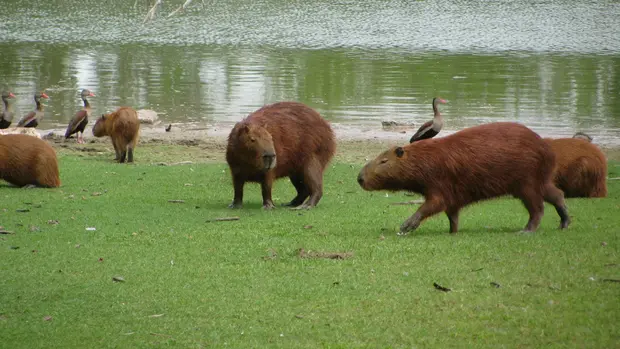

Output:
xmin=409 ymin=97 xmax=447 ymax=143
xmin=17 ymin=92 xmax=50 ymax=128
xmin=1 ymin=90 xmax=16 ymax=129
xmin=572 ymin=132 xmax=593 ymax=143
xmin=65 ymin=89 xmax=96 ymax=143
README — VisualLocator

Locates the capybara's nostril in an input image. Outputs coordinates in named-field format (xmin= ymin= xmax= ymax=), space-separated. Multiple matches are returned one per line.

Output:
xmin=357 ymin=174 xmax=364 ymax=186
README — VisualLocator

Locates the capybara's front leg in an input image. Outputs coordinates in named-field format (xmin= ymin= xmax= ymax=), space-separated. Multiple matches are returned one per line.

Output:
xmin=228 ymin=174 xmax=244 ymax=209
xmin=261 ymin=172 xmax=276 ymax=210
xmin=543 ymin=182 xmax=571 ymax=229
xmin=399 ymin=195 xmax=446 ymax=235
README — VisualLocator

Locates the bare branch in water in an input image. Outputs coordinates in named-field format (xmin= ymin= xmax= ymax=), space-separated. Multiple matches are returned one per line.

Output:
xmin=143 ymin=0 xmax=163 ymax=23
xmin=168 ymin=0 xmax=193 ymax=18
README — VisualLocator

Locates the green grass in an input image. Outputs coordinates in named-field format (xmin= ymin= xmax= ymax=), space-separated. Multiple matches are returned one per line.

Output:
xmin=1 ymin=149 xmax=619 ymax=348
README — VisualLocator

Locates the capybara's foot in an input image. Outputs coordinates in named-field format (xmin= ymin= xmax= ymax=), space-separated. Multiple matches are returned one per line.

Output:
xmin=560 ymin=216 xmax=571 ymax=229
xmin=262 ymin=201 xmax=275 ymax=210
xmin=291 ymin=203 xmax=314 ymax=210
xmin=399 ymin=213 xmax=422 ymax=234
xmin=228 ymin=202 xmax=242 ymax=209
xmin=22 ymin=184 xmax=37 ymax=189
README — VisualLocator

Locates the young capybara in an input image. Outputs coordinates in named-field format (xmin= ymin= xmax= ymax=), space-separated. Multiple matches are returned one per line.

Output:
xmin=92 ymin=107 xmax=140 ymax=163
xmin=0 ymin=134 xmax=60 ymax=187
xmin=226 ymin=101 xmax=336 ymax=209
xmin=358 ymin=122 xmax=570 ymax=235
xmin=545 ymin=138 xmax=607 ymax=198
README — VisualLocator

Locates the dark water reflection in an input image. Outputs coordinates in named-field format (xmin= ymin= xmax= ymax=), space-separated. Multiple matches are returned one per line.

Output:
xmin=0 ymin=0 xmax=619 ymax=145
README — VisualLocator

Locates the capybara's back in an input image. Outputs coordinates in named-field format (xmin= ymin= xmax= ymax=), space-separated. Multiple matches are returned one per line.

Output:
xmin=545 ymin=138 xmax=607 ymax=198
xmin=93 ymin=107 xmax=140 ymax=163
xmin=358 ymin=122 xmax=570 ymax=234
xmin=0 ymin=134 xmax=60 ymax=187
xmin=226 ymin=101 xmax=336 ymax=209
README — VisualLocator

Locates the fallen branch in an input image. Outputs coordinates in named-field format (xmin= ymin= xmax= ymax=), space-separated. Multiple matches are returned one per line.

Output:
xmin=206 ymin=216 xmax=240 ymax=223
xmin=168 ymin=200 xmax=185 ymax=203
xmin=143 ymin=0 xmax=163 ymax=23
xmin=298 ymin=248 xmax=353 ymax=260
xmin=608 ymin=177 xmax=620 ymax=181
xmin=167 ymin=0 xmax=192 ymax=17
xmin=0 ymin=230 xmax=14 ymax=235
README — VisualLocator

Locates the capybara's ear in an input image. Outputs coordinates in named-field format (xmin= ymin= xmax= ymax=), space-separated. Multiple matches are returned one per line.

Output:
xmin=240 ymin=124 xmax=250 ymax=134
xmin=395 ymin=147 xmax=404 ymax=158
xmin=100 ymin=114 xmax=105 ymax=120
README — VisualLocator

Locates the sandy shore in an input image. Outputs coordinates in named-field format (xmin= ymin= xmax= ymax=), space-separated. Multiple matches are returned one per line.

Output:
xmin=37 ymin=121 xmax=620 ymax=163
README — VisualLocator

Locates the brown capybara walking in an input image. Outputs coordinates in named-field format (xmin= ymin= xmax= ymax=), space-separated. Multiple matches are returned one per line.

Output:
xmin=226 ymin=101 xmax=336 ymax=209
xmin=92 ymin=107 xmax=140 ymax=163
xmin=358 ymin=122 xmax=570 ymax=234
xmin=0 ymin=134 xmax=60 ymax=187
xmin=545 ymin=138 xmax=607 ymax=198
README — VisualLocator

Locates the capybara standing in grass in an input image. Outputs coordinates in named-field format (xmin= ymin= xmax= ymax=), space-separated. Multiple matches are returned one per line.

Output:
xmin=226 ymin=101 xmax=336 ymax=209
xmin=92 ymin=107 xmax=140 ymax=163
xmin=545 ymin=138 xmax=607 ymax=198
xmin=358 ymin=122 xmax=570 ymax=235
xmin=0 ymin=134 xmax=60 ymax=187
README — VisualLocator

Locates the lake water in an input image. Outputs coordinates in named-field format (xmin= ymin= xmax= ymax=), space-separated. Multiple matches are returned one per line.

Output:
xmin=1 ymin=0 xmax=619 ymax=145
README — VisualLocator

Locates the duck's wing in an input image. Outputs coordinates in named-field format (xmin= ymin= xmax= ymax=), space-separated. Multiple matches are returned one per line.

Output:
xmin=65 ymin=110 xmax=88 ymax=137
xmin=409 ymin=120 xmax=435 ymax=143
xmin=17 ymin=111 xmax=37 ymax=127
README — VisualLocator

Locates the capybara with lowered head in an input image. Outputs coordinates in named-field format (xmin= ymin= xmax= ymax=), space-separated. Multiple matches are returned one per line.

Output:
xmin=226 ymin=101 xmax=336 ymax=209
xmin=358 ymin=122 xmax=570 ymax=235
xmin=92 ymin=107 xmax=140 ymax=163
xmin=545 ymin=138 xmax=607 ymax=198
xmin=0 ymin=134 xmax=60 ymax=187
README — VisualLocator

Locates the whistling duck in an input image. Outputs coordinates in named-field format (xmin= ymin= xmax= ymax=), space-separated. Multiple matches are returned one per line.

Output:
xmin=65 ymin=89 xmax=96 ymax=143
xmin=409 ymin=97 xmax=448 ymax=143
xmin=1 ymin=90 xmax=16 ymax=129
xmin=17 ymin=92 xmax=49 ymax=128
xmin=572 ymin=132 xmax=593 ymax=143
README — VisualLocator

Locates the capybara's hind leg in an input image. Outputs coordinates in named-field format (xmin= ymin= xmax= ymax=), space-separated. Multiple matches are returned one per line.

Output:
xmin=283 ymin=174 xmax=309 ymax=207
xmin=127 ymin=147 xmax=134 ymax=163
xmin=543 ymin=182 xmax=571 ymax=229
xmin=260 ymin=172 xmax=276 ymax=210
xmin=446 ymin=207 xmax=460 ymax=234
xmin=119 ymin=151 xmax=127 ymax=163
xmin=518 ymin=188 xmax=544 ymax=232
xmin=400 ymin=195 xmax=446 ymax=235
xmin=112 ymin=138 xmax=121 ymax=161
xmin=298 ymin=156 xmax=324 ymax=209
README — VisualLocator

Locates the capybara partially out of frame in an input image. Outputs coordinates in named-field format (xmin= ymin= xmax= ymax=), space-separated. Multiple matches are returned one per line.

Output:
xmin=0 ymin=134 xmax=60 ymax=187
xmin=358 ymin=122 xmax=570 ymax=234
xmin=92 ymin=107 xmax=140 ymax=163
xmin=545 ymin=138 xmax=607 ymax=198
xmin=226 ymin=101 xmax=336 ymax=209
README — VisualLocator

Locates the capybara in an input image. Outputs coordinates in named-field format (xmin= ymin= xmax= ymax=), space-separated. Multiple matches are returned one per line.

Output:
xmin=92 ymin=107 xmax=140 ymax=163
xmin=0 ymin=134 xmax=60 ymax=187
xmin=545 ymin=138 xmax=607 ymax=198
xmin=226 ymin=101 xmax=336 ymax=209
xmin=358 ymin=122 xmax=570 ymax=234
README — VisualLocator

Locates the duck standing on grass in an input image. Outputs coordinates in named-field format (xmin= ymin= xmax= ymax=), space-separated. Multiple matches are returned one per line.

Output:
xmin=17 ymin=92 xmax=49 ymax=128
xmin=409 ymin=97 xmax=447 ymax=143
xmin=1 ymin=90 xmax=16 ymax=129
xmin=65 ymin=89 xmax=96 ymax=143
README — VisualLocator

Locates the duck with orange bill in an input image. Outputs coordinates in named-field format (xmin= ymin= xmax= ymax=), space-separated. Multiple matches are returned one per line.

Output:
xmin=1 ymin=90 xmax=16 ymax=129
xmin=65 ymin=89 xmax=95 ymax=143
xmin=409 ymin=97 xmax=447 ymax=143
xmin=17 ymin=92 xmax=49 ymax=128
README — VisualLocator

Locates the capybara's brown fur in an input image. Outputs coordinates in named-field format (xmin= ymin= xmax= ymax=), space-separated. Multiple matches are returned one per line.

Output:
xmin=545 ymin=138 xmax=607 ymax=198
xmin=92 ymin=107 xmax=140 ymax=163
xmin=226 ymin=101 xmax=336 ymax=209
xmin=0 ymin=134 xmax=60 ymax=187
xmin=358 ymin=122 xmax=570 ymax=234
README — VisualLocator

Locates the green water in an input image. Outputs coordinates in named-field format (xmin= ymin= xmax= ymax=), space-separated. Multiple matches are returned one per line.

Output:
xmin=0 ymin=0 xmax=619 ymax=144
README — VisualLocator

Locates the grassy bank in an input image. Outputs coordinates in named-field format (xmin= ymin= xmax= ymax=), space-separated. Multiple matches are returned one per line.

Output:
xmin=1 ymin=145 xmax=619 ymax=348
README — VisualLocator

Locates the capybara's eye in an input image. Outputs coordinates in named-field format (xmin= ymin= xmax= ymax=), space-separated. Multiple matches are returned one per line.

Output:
xmin=250 ymin=137 xmax=256 ymax=142
xmin=380 ymin=158 xmax=388 ymax=164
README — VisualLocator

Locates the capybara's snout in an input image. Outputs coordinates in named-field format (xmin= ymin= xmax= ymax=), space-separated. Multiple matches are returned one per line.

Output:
xmin=357 ymin=173 xmax=364 ymax=187
xmin=262 ymin=151 xmax=276 ymax=170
